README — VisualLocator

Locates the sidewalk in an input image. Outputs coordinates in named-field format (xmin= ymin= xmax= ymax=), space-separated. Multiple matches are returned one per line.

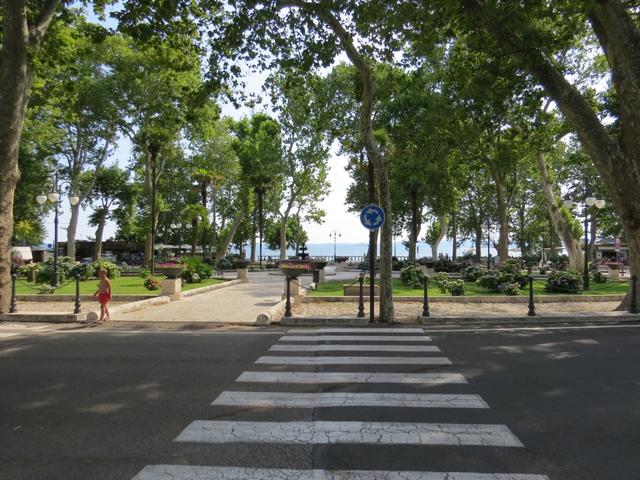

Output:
xmin=112 ymin=272 xmax=287 ymax=324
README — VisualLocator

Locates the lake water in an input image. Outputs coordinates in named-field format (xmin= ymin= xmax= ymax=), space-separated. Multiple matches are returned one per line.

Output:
xmin=254 ymin=240 xmax=497 ymax=259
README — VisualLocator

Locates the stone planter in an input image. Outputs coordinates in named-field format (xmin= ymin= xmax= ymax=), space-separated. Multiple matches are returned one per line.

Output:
xmin=156 ymin=265 xmax=186 ymax=279
xmin=280 ymin=267 xmax=310 ymax=279
xmin=161 ymin=277 xmax=182 ymax=300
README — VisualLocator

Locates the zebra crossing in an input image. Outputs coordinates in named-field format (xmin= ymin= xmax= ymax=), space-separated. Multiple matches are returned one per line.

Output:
xmin=132 ymin=327 xmax=548 ymax=480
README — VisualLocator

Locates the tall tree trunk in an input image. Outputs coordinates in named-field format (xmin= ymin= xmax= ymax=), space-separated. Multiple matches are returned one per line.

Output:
xmin=495 ymin=179 xmax=509 ymax=264
xmin=250 ymin=211 xmax=256 ymax=262
xmin=536 ymin=152 xmax=584 ymax=270
xmin=217 ymin=211 xmax=245 ymax=261
xmin=451 ymin=213 xmax=458 ymax=260
xmin=191 ymin=218 xmax=198 ymax=255
xmin=430 ymin=215 xmax=448 ymax=259
xmin=408 ymin=190 xmax=421 ymax=263
xmin=93 ymin=212 xmax=107 ymax=261
xmin=475 ymin=205 xmax=483 ymax=262
xmin=279 ymin=220 xmax=288 ymax=260
xmin=66 ymin=203 xmax=79 ymax=259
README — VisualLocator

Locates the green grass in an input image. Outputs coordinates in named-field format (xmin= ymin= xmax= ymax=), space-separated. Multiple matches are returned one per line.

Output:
xmin=311 ymin=278 xmax=629 ymax=297
xmin=15 ymin=276 xmax=224 ymax=296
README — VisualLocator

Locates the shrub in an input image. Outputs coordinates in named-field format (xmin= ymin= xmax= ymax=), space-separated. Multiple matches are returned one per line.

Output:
xmin=400 ymin=264 xmax=426 ymax=289
xmin=139 ymin=267 xmax=151 ymax=279
xmin=182 ymin=256 xmax=213 ymax=282
xmin=463 ymin=266 xmax=486 ymax=282
xmin=417 ymin=257 xmax=434 ymax=268
xmin=499 ymin=282 xmax=521 ymax=296
xmin=38 ymin=284 xmax=55 ymax=294
xmin=393 ymin=259 xmax=410 ymax=271
xmin=592 ymin=270 xmax=607 ymax=283
xmin=70 ymin=263 xmax=95 ymax=281
xmin=35 ymin=256 xmax=77 ymax=284
xmin=544 ymin=270 xmax=583 ymax=294
xmin=217 ymin=257 xmax=233 ymax=271
xmin=433 ymin=258 xmax=462 ymax=273
xmin=91 ymin=260 xmax=121 ymax=279
xmin=144 ymin=277 xmax=160 ymax=291
xmin=431 ymin=272 xmax=450 ymax=293
xmin=477 ymin=270 xmax=526 ymax=294
xmin=446 ymin=279 xmax=465 ymax=296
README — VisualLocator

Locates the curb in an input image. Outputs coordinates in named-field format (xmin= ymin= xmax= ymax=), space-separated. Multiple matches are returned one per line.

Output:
xmin=281 ymin=316 xmax=370 ymax=326
xmin=182 ymin=278 xmax=246 ymax=298
xmin=0 ymin=312 xmax=84 ymax=323
xmin=256 ymin=298 xmax=292 ymax=326
xmin=421 ymin=313 xmax=640 ymax=326
xmin=87 ymin=295 xmax=171 ymax=322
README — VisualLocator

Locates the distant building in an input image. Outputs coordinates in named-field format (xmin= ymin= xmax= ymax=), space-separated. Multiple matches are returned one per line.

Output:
xmin=593 ymin=237 xmax=628 ymax=263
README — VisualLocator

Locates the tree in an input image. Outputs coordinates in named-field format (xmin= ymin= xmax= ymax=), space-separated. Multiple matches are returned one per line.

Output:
xmin=86 ymin=165 xmax=134 ymax=260
xmin=0 ymin=1 xmax=71 ymax=313
xmin=268 ymin=70 xmax=330 ymax=259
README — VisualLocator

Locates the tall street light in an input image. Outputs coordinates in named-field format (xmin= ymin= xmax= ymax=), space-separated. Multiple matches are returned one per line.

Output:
xmin=329 ymin=230 xmax=341 ymax=261
xmin=563 ymin=194 xmax=606 ymax=291
xmin=36 ymin=172 xmax=79 ymax=287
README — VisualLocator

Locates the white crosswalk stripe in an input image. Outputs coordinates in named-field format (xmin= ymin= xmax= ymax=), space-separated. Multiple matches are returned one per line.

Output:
xmin=212 ymin=391 xmax=489 ymax=408
xmin=176 ymin=420 xmax=524 ymax=447
xmin=269 ymin=344 xmax=440 ymax=352
xmin=133 ymin=465 xmax=549 ymax=480
xmin=132 ymin=328 xmax=547 ymax=479
xmin=281 ymin=335 xmax=432 ymax=342
xmin=256 ymin=355 xmax=452 ymax=365
xmin=236 ymin=371 xmax=468 ymax=385
xmin=300 ymin=328 xmax=426 ymax=333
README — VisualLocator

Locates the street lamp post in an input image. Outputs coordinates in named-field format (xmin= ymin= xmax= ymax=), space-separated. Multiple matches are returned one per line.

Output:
xmin=563 ymin=194 xmax=606 ymax=291
xmin=36 ymin=172 xmax=79 ymax=287
xmin=329 ymin=230 xmax=341 ymax=261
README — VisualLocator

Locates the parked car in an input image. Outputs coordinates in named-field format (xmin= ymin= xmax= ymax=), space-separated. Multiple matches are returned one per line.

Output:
xmin=81 ymin=257 xmax=93 ymax=264
xmin=100 ymin=252 xmax=116 ymax=262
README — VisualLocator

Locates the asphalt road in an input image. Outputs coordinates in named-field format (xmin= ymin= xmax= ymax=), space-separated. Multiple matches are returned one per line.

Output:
xmin=1 ymin=323 xmax=639 ymax=479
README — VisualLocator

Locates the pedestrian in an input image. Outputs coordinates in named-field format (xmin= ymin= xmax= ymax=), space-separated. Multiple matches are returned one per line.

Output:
xmin=94 ymin=268 xmax=112 ymax=323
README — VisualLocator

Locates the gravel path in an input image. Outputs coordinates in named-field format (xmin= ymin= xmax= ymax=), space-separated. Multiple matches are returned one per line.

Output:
xmin=294 ymin=301 xmax=623 ymax=320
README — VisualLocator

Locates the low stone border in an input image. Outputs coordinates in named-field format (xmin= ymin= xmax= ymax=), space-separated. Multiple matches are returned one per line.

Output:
xmin=0 ymin=312 xmax=84 ymax=323
xmin=182 ymin=279 xmax=246 ymax=298
xmin=87 ymin=295 xmax=171 ymax=322
xmin=281 ymin=316 xmax=369 ymax=326
xmin=422 ymin=312 xmax=640 ymax=326
xmin=16 ymin=294 xmax=155 ymax=302
xmin=304 ymin=294 xmax=625 ymax=304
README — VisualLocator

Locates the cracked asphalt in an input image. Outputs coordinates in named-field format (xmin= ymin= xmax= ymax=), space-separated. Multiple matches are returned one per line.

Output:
xmin=0 ymin=324 xmax=639 ymax=479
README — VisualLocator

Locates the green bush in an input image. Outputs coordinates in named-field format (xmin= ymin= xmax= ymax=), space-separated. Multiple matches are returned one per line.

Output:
xmin=431 ymin=272 xmax=449 ymax=293
xmin=463 ymin=266 xmax=486 ymax=282
xmin=34 ymin=256 xmax=77 ymax=284
xmin=38 ymin=284 xmax=56 ymax=294
xmin=476 ymin=270 xmax=525 ymax=294
xmin=544 ymin=270 xmax=583 ymax=294
xmin=91 ymin=260 xmax=121 ymax=279
xmin=499 ymin=282 xmax=521 ymax=296
xmin=139 ymin=266 xmax=151 ymax=279
xmin=144 ymin=277 xmax=160 ymax=291
xmin=182 ymin=256 xmax=212 ymax=283
xmin=70 ymin=263 xmax=95 ymax=281
xmin=399 ymin=264 xmax=426 ymax=289
xmin=446 ymin=279 xmax=465 ymax=296
xmin=433 ymin=258 xmax=463 ymax=273
xmin=592 ymin=270 xmax=607 ymax=283
xmin=393 ymin=259 xmax=410 ymax=271
xmin=217 ymin=257 xmax=233 ymax=271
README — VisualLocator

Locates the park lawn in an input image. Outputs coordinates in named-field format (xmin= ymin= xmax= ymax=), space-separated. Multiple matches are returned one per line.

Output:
xmin=311 ymin=278 xmax=629 ymax=297
xmin=15 ymin=276 xmax=224 ymax=296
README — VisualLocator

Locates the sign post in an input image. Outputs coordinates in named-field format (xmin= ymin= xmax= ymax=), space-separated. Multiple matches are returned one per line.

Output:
xmin=360 ymin=204 xmax=385 ymax=323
